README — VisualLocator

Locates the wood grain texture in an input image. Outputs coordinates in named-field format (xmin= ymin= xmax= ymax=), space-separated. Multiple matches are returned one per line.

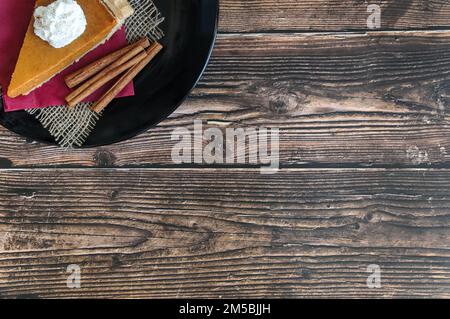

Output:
xmin=0 ymin=168 xmax=449 ymax=298
xmin=2 ymin=32 xmax=450 ymax=167
xmin=1 ymin=0 xmax=450 ymax=299
xmin=219 ymin=0 xmax=450 ymax=32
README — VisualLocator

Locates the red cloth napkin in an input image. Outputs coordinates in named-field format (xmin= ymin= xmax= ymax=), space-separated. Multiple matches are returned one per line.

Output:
xmin=0 ymin=0 xmax=134 ymax=112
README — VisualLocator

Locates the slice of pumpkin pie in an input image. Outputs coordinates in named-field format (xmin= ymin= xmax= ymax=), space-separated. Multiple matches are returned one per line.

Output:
xmin=7 ymin=0 xmax=134 ymax=98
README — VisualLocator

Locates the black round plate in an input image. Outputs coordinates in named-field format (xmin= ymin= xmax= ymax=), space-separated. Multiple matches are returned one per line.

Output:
xmin=0 ymin=0 xmax=219 ymax=147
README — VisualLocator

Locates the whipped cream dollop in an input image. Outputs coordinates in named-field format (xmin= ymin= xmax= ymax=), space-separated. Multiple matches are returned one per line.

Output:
xmin=34 ymin=0 xmax=87 ymax=49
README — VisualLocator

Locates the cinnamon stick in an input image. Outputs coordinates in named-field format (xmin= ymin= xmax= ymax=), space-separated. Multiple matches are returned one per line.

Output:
xmin=67 ymin=51 xmax=147 ymax=107
xmin=66 ymin=45 xmax=147 ymax=107
xmin=91 ymin=42 xmax=163 ymax=114
xmin=64 ymin=37 xmax=150 ymax=89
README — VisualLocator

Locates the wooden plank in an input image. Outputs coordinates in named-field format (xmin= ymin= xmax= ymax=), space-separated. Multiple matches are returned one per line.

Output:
xmin=2 ymin=32 xmax=450 ymax=167
xmin=0 ymin=168 xmax=449 ymax=298
xmin=219 ymin=0 xmax=450 ymax=32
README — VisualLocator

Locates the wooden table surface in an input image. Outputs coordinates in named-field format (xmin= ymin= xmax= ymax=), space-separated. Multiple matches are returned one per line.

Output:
xmin=1 ymin=0 xmax=450 ymax=298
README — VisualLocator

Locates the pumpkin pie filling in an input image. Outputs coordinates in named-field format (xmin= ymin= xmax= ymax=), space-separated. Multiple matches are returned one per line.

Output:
xmin=7 ymin=0 xmax=133 ymax=98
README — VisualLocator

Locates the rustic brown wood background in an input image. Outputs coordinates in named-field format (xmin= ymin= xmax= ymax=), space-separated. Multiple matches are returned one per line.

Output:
xmin=1 ymin=0 xmax=450 ymax=298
